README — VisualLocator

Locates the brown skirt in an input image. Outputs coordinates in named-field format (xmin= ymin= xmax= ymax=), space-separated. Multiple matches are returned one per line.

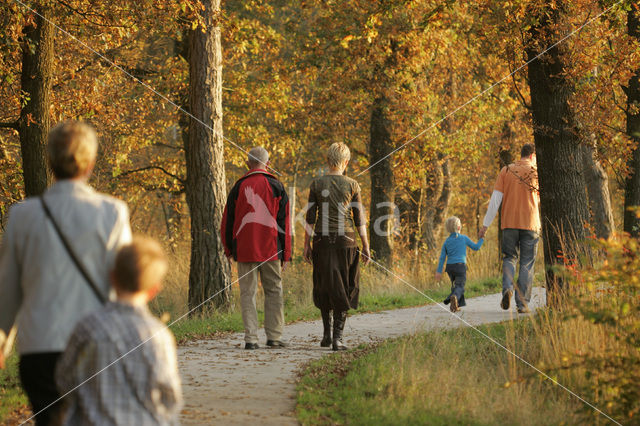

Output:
xmin=312 ymin=234 xmax=360 ymax=312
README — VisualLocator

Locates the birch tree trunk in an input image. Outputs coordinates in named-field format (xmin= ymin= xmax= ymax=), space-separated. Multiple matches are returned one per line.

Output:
xmin=581 ymin=145 xmax=614 ymax=240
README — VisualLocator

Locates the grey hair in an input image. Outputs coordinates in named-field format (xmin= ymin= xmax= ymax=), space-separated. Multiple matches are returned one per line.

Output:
xmin=445 ymin=216 xmax=461 ymax=234
xmin=247 ymin=146 xmax=269 ymax=168
xmin=47 ymin=120 xmax=98 ymax=179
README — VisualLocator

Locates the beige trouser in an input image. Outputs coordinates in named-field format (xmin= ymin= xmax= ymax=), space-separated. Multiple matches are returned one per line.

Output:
xmin=237 ymin=261 xmax=284 ymax=344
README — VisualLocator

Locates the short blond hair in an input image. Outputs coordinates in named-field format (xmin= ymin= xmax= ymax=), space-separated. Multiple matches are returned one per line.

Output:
xmin=327 ymin=142 xmax=351 ymax=168
xmin=113 ymin=236 xmax=168 ymax=294
xmin=445 ymin=216 xmax=461 ymax=234
xmin=47 ymin=121 xmax=98 ymax=179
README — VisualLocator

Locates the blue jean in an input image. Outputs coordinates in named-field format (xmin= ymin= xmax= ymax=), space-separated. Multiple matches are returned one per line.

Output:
xmin=502 ymin=229 xmax=539 ymax=308
xmin=444 ymin=263 xmax=467 ymax=307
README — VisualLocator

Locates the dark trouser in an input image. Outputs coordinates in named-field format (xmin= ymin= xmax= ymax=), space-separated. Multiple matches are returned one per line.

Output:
xmin=19 ymin=352 xmax=65 ymax=426
xmin=444 ymin=263 xmax=467 ymax=307
xmin=502 ymin=229 xmax=539 ymax=308
xmin=312 ymin=234 xmax=360 ymax=312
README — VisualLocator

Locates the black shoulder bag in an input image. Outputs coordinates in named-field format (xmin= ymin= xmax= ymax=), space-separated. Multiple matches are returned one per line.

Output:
xmin=40 ymin=196 xmax=107 ymax=304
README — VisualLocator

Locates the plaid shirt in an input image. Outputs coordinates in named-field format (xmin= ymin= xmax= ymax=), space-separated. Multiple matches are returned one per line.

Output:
xmin=56 ymin=301 xmax=182 ymax=425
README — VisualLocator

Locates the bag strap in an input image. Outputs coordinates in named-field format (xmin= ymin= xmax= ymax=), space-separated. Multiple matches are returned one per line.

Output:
xmin=40 ymin=196 xmax=107 ymax=304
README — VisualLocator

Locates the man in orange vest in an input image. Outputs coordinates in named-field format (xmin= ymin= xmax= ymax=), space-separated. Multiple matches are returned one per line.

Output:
xmin=479 ymin=144 xmax=540 ymax=313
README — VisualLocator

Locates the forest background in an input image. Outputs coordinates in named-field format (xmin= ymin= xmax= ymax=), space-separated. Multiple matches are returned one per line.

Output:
xmin=1 ymin=0 xmax=639 ymax=296
xmin=0 ymin=0 xmax=639 ymax=314
xmin=2 ymin=0 xmax=640 ymax=423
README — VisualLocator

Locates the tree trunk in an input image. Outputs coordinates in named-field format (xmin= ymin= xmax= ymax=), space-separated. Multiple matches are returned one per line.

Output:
xmin=422 ymin=157 xmax=451 ymax=251
xmin=582 ymin=145 xmax=614 ymax=239
xmin=624 ymin=5 xmax=640 ymax=236
xmin=526 ymin=2 xmax=590 ymax=294
xmin=368 ymin=95 xmax=394 ymax=264
xmin=19 ymin=5 xmax=54 ymax=196
xmin=185 ymin=0 xmax=231 ymax=312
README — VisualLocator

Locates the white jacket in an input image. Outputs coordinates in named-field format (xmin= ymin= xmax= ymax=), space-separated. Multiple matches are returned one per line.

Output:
xmin=0 ymin=180 xmax=132 ymax=354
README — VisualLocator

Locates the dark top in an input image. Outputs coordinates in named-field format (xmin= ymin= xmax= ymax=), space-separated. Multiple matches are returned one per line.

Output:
xmin=306 ymin=174 xmax=365 ymax=236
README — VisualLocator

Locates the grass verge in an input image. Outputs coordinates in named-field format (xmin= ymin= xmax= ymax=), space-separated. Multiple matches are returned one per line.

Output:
xmin=296 ymin=318 xmax=582 ymax=425
xmin=0 ymin=351 xmax=28 ymax=422
xmin=0 ymin=276 xmax=500 ymax=422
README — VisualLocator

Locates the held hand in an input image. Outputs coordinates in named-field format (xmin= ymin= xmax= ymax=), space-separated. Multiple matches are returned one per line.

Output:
xmin=281 ymin=260 xmax=289 ymax=272
xmin=435 ymin=272 xmax=442 ymax=282
xmin=478 ymin=226 xmax=488 ymax=239
xmin=361 ymin=247 xmax=371 ymax=266
xmin=303 ymin=245 xmax=312 ymax=264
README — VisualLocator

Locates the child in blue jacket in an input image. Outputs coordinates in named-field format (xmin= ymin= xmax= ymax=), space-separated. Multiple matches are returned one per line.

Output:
xmin=435 ymin=216 xmax=484 ymax=312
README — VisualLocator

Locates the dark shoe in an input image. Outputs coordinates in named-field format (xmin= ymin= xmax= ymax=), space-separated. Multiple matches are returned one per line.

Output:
xmin=332 ymin=311 xmax=348 ymax=351
xmin=266 ymin=340 xmax=287 ymax=348
xmin=321 ymin=310 xmax=332 ymax=347
xmin=450 ymin=295 xmax=459 ymax=313
xmin=517 ymin=306 xmax=531 ymax=314
xmin=332 ymin=339 xmax=347 ymax=351
xmin=245 ymin=343 xmax=259 ymax=350
xmin=501 ymin=289 xmax=512 ymax=310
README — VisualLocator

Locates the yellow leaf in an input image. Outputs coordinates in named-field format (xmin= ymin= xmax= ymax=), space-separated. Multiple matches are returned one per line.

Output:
xmin=340 ymin=35 xmax=355 ymax=49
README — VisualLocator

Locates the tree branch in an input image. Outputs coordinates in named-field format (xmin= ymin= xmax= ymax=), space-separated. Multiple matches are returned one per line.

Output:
xmin=509 ymin=64 xmax=532 ymax=110
xmin=55 ymin=0 xmax=133 ymax=28
xmin=0 ymin=121 xmax=18 ymax=130
xmin=118 ymin=166 xmax=185 ymax=185
xmin=52 ymin=43 xmax=157 ymax=90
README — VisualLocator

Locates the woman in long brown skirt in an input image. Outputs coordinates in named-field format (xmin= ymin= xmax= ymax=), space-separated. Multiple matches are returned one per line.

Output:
xmin=303 ymin=143 xmax=370 ymax=350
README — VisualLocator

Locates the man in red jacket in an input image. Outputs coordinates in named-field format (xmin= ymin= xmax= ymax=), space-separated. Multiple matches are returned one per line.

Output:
xmin=221 ymin=147 xmax=291 ymax=349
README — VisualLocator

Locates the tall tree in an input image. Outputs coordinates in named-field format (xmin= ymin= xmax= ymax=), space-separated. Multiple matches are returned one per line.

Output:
xmin=582 ymin=144 xmax=614 ymax=239
xmin=422 ymin=157 xmax=451 ymax=251
xmin=369 ymin=95 xmax=394 ymax=264
xmin=18 ymin=4 xmax=54 ymax=196
xmin=624 ymin=3 xmax=640 ymax=236
xmin=526 ymin=1 xmax=591 ymax=293
xmin=185 ymin=0 xmax=230 ymax=312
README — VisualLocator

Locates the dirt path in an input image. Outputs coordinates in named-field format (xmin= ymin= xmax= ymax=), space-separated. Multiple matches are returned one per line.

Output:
xmin=178 ymin=288 xmax=546 ymax=425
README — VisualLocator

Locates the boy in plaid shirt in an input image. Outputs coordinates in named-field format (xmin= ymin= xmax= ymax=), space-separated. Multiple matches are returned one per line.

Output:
xmin=56 ymin=237 xmax=182 ymax=425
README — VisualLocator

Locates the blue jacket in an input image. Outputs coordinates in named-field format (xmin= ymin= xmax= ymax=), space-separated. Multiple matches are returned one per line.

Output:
xmin=436 ymin=233 xmax=484 ymax=273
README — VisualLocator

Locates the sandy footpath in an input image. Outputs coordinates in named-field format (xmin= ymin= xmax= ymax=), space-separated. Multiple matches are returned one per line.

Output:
xmin=178 ymin=288 xmax=546 ymax=425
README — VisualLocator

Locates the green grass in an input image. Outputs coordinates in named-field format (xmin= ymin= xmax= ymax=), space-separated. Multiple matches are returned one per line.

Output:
xmin=296 ymin=319 xmax=581 ymax=425
xmin=0 ymin=351 xmax=28 ymax=421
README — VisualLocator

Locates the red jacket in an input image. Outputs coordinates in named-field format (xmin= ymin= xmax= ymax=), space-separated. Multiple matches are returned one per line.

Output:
xmin=221 ymin=169 xmax=291 ymax=262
